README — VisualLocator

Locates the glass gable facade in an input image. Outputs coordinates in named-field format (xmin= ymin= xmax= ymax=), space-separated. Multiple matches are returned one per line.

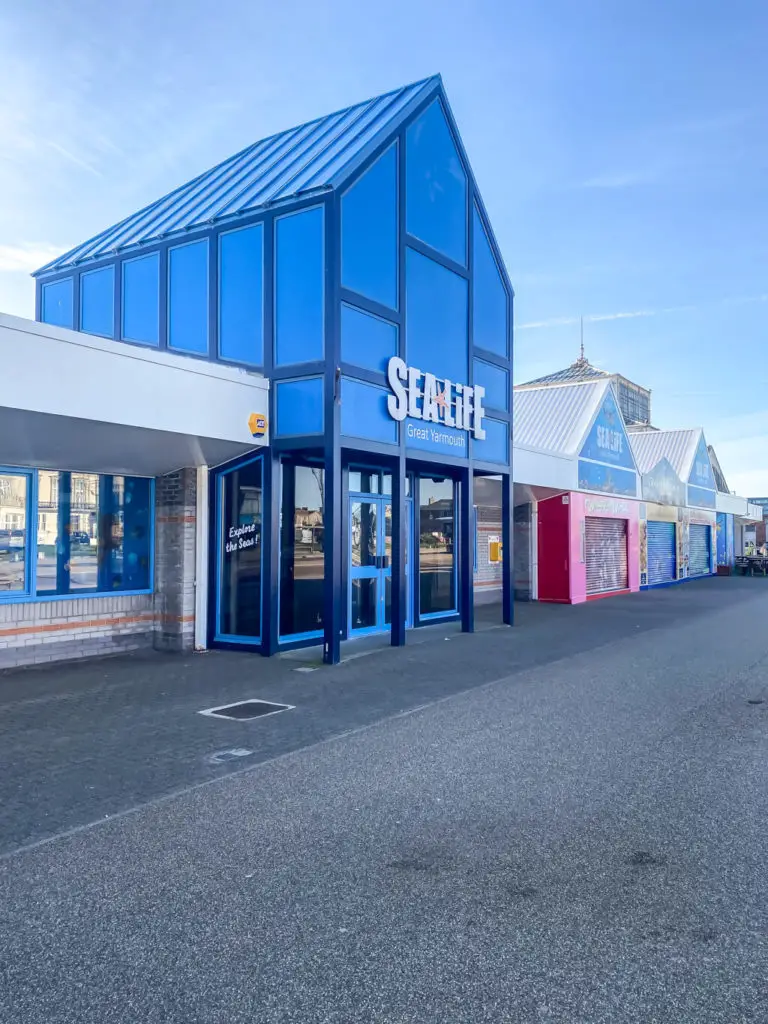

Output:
xmin=34 ymin=77 xmax=514 ymax=663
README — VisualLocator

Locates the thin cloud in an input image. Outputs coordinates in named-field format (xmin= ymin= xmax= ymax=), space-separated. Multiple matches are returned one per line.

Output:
xmin=579 ymin=169 xmax=659 ymax=189
xmin=517 ymin=309 xmax=657 ymax=331
xmin=45 ymin=140 xmax=103 ymax=177
xmin=0 ymin=243 xmax=67 ymax=272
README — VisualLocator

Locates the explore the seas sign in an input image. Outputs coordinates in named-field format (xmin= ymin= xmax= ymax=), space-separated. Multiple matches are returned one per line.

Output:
xmin=386 ymin=356 xmax=486 ymax=457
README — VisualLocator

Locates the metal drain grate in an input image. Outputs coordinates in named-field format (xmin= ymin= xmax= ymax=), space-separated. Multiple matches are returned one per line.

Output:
xmin=199 ymin=699 xmax=294 ymax=721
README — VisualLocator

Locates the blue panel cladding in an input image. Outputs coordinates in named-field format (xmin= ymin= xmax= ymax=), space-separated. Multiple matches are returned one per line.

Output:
xmin=578 ymin=460 xmax=637 ymax=497
xmin=405 ymin=100 xmax=467 ymax=266
xmin=688 ymin=484 xmax=716 ymax=509
xmin=168 ymin=239 xmax=209 ymax=354
xmin=580 ymin=388 xmax=635 ymax=470
xmin=275 ymin=206 xmax=324 ymax=365
xmin=473 ymin=358 xmax=508 ymax=411
xmin=405 ymin=420 xmax=468 ymax=458
xmin=405 ymin=248 xmax=468 ymax=384
xmin=341 ymin=304 xmax=398 ymax=373
xmin=688 ymin=435 xmax=716 ymax=490
xmin=716 ymin=512 xmax=728 ymax=564
xmin=472 ymin=206 xmax=507 ymax=357
xmin=80 ymin=265 xmax=114 ymax=337
xmin=474 ymin=417 xmax=509 ymax=464
xmin=219 ymin=223 xmax=264 ymax=365
xmin=275 ymin=377 xmax=324 ymax=436
xmin=341 ymin=377 xmax=398 ymax=444
xmin=341 ymin=145 xmax=398 ymax=310
xmin=122 ymin=253 xmax=160 ymax=345
xmin=41 ymin=278 xmax=74 ymax=329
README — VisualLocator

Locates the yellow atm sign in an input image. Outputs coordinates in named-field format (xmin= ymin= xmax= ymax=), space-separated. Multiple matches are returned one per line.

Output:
xmin=248 ymin=413 xmax=268 ymax=437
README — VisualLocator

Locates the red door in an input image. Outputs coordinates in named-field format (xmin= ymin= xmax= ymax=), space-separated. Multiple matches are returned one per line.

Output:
xmin=537 ymin=496 xmax=571 ymax=602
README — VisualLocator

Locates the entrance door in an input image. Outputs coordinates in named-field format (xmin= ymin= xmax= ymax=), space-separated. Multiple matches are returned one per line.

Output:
xmin=349 ymin=497 xmax=410 ymax=635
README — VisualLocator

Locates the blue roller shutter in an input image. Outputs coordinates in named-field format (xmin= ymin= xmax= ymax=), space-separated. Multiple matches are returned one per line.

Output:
xmin=647 ymin=521 xmax=676 ymax=585
xmin=689 ymin=524 xmax=711 ymax=576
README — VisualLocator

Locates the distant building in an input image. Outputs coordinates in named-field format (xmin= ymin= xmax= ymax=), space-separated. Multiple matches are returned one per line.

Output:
xmin=517 ymin=348 xmax=652 ymax=427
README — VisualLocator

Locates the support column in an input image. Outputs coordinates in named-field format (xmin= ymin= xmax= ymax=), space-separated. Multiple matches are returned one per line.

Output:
xmin=194 ymin=465 xmax=209 ymax=651
xmin=502 ymin=471 xmax=514 ymax=625
xmin=262 ymin=449 xmax=281 ymax=656
xmin=460 ymin=468 xmax=475 ymax=633
xmin=391 ymin=453 xmax=407 ymax=647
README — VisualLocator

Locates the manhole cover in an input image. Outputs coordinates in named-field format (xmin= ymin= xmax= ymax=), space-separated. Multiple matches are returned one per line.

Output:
xmin=199 ymin=700 xmax=294 ymax=721
xmin=207 ymin=748 xmax=254 ymax=764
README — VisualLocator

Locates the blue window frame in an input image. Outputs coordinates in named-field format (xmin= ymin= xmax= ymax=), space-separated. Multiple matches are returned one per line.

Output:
xmin=168 ymin=239 xmax=209 ymax=355
xmin=214 ymin=455 xmax=263 ymax=645
xmin=219 ymin=224 xmax=264 ymax=366
xmin=417 ymin=476 xmax=458 ymax=620
xmin=80 ymin=265 xmax=115 ymax=338
xmin=41 ymin=278 xmax=74 ymax=329
xmin=341 ymin=143 xmax=398 ymax=310
xmin=0 ymin=468 xmax=34 ymax=599
xmin=278 ymin=459 xmax=325 ymax=642
xmin=0 ymin=467 xmax=153 ymax=603
xmin=274 ymin=206 xmax=324 ymax=366
xmin=122 ymin=253 xmax=160 ymax=346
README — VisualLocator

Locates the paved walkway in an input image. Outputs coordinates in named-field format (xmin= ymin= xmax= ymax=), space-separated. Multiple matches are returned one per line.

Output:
xmin=1 ymin=577 xmax=767 ymax=1021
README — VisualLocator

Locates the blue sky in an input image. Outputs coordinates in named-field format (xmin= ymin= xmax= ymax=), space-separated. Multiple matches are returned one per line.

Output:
xmin=1 ymin=0 xmax=766 ymax=493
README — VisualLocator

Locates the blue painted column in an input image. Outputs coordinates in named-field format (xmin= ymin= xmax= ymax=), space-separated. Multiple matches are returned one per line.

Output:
xmin=390 ymin=452 xmax=407 ymax=647
xmin=501 ymin=470 xmax=514 ymax=625
xmin=323 ymin=194 xmax=343 ymax=665
xmin=460 ymin=467 xmax=475 ymax=633
xmin=261 ymin=449 xmax=281 ymax=655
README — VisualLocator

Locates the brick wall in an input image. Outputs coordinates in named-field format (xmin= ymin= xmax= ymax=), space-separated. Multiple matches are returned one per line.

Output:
xmin=153 ymin=469 xmax=197 ymax=653
xmin=0 ymin=594 xmax=154 ymax=669
xmin=0 ymin=468 xmax=199 ymax=671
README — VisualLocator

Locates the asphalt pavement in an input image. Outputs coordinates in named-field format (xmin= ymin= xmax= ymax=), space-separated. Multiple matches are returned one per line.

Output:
xmin=1 ymin=578 xmax=767 ymax=1022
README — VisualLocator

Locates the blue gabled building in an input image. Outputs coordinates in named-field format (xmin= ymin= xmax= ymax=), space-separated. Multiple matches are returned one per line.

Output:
xmin=32 ymin=75 xmax=514 ymax=663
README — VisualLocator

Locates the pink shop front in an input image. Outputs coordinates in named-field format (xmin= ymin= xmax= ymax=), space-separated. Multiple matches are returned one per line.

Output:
xmin=537 ymin=492 xmax=641 ymax=604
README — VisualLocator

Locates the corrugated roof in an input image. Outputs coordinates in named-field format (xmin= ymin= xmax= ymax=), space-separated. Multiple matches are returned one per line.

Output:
xmin=514 ymin=380 xmax=607 ymax=456
xmin=518 ymin=356 xmax=611 ymax=388
xmin=629 ymin=428 xmax=700 ymax=478
xmin=35 ymin=76 xmax=439 ymax=275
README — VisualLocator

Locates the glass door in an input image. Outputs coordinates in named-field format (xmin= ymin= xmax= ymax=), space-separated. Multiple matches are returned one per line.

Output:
xmin=349 ymin=494 xmax=412 ymax=637
xmin=349 ymin=497 xmax=383 ymax=634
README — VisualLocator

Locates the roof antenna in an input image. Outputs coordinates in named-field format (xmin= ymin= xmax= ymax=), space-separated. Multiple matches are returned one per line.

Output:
xmin=579 ymin=316 xmax=585 ymax=362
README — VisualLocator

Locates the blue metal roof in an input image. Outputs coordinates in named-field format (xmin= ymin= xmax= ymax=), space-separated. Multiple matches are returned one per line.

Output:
xmin=35 ymin=76 xmax=440 ymax=276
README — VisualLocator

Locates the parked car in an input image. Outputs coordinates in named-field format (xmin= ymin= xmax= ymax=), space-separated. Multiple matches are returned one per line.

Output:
xmin=70 ymin=531 xmax=90 ymax=546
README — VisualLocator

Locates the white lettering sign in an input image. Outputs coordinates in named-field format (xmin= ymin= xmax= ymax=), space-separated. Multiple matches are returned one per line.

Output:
xmin=596 ymin=424 xmax=623 ymax=454
xmin=386 ymin=356 xmax=486 ymax=439
xmin=225 ymin=522 xmax=258 ymax=554
xmin=584 ymin=498 xmax=630 ymax=516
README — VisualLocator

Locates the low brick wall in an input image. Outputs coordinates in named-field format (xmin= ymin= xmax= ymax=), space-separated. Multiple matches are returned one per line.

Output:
xmin=0 ymin=594 xmax=155 ymax=669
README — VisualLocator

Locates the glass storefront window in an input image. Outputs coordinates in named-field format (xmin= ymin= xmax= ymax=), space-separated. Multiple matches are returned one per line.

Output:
xmin=0 ymin=474 xmax=28 ymax=593
xmin=69 ymin=473 xmax=99 ymax=590
xmin=218 ymin=459 xmax=263 ymax=638
xmin=419 ymin=477 xmax=456 ymax=616
xmin=36 ymin=471 xmax=151 ymax=597
xmin=280 ymin=462 xmax=324 ymax=638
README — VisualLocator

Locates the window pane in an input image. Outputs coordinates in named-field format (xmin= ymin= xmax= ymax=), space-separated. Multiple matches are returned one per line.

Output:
xmin=350 ymin=501 xmax=377 ymax=567
xmin=70 ymin=474 xmax=99 ymax=590
xmin=36 ymin=471 xmax=61 ymax=593
xmin=279 ymin=464 xmax=324 ymax=637
xmin=219 ymin=461 xmax=263 ymax=638
xmin=0 ymin=474 xmax=28 ymax=593
xmin=351 ymin=577 xmax=378 ymax=630
xmin=419 ymin=478 xmax=455 ymax=615
xmin=349 ymin=469 xmax=379 ymax=494
xmin=112 ymin=477 xmax=152 ymax=592
xmin=37 ymin=472 xmax=151 ymax=596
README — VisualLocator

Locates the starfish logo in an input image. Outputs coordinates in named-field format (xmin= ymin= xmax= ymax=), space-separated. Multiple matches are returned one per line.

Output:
xmin=434 ymin=387 xmax=448 ymax=417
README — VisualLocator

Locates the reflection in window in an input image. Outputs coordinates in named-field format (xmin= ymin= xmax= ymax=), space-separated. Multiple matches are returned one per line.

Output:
xmin=70 ymin=473 xmax=99 ymax=590
xmin=0 ymin=474 xmax=28 ymax=592
xmin=219 ymin=460 xmax=263 ymax=638
xmin=419 ymin=478 xmax=455 ymax=616
xmin=36 ymin=472 xmax=151 ymax=596
xmin=280 ymin=463 xmax=324 ymax=638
